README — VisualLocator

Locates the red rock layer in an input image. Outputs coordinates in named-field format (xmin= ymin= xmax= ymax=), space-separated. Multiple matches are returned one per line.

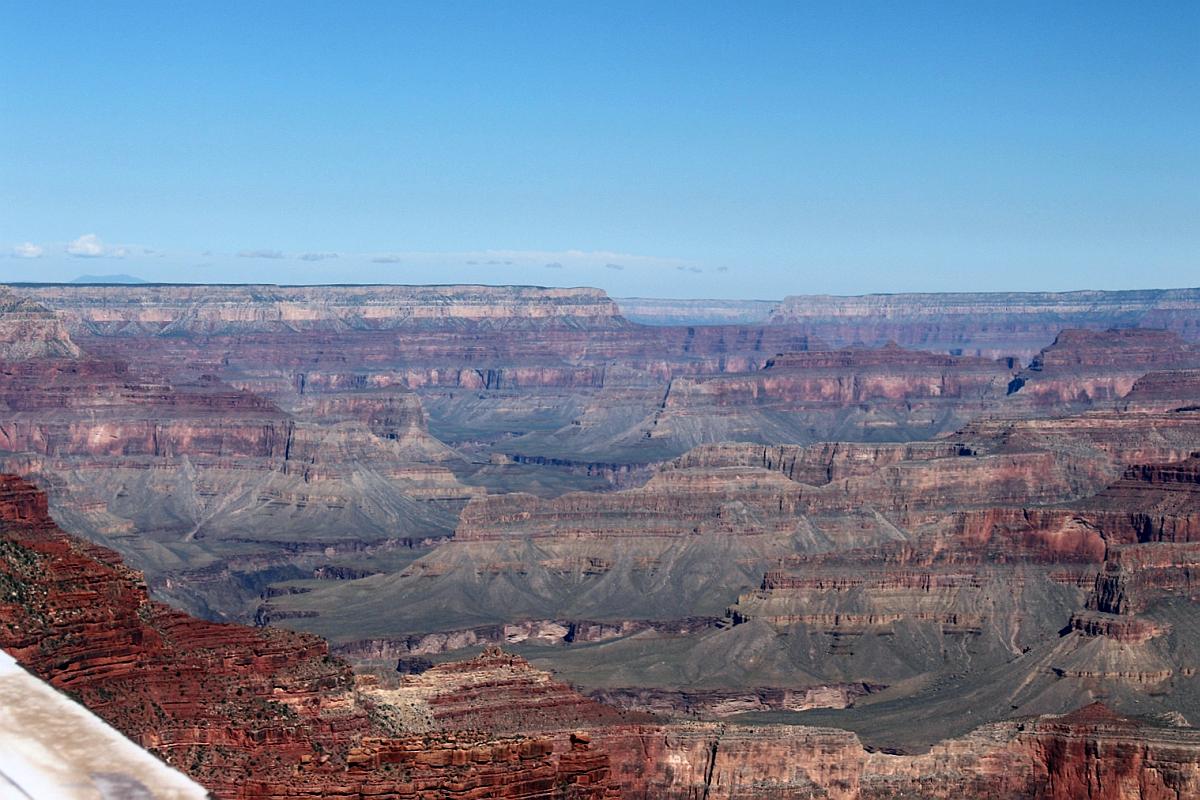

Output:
xmin=959 ymin=408 xmax=1200 ymax=470
xmin=1084 ymin=455 xmax=1200 ymax=544
xmin=1122 ymin=369 xmax=1200 ymax=409
xmin=1066 ymin=611 xmax=1168 ymax=643
xmin=457 ymin=449 xmax=1099 ymax=542
xmin=670 ymin=441 xmax=970 ymax=486
xmin=1087 ymin=543 xmax=1200 ymax=615
xmin=1029 ymin=329 xmax=1198 ymax=371
xmin=594 ymin=707 xmax=1200 ymax=799
xmin=1009 ymin=328 xmax=1200 ymax=406
xmin=0 ymin=357 xmax=289 ymax=458
xmin=638 ymin=343 xmax=1014 ymax=447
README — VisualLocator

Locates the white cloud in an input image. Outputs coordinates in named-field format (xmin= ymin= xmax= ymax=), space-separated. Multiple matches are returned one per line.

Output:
xmin=11 ymin=242 xmax=43 ymax=258
xmin=67 ymin=233 xmax=107 ymax=257
xmin=238 ymin=249 xmax=285 ymax=259
xmin=298 ymin=252 xmax=338 ymax=261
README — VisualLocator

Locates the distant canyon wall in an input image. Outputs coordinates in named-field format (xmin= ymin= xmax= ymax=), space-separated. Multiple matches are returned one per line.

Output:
xmin=770 ymin=287 xmax=1200 ymax=358
xmin=11 ymin=283 xmax=628 ymax=334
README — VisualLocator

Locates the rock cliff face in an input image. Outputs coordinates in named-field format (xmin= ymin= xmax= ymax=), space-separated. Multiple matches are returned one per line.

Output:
xmin=634 ymin=344 xmax=1016 ymax=453
xmin=594 ymin=708 xmax=1200 ymax=799
xmin=1007 ymin=328 xmax=1200 ymax=407
xmin=1083 ymin=455 xmax=1200 ymax=545
xmin=770 ymin=288 xmax=1200 ymax=358
xmin=0 ymin=360 xmax=288 ymax=458
xmin=0 ymin=473 xmax=361 ymax=793
xmin=0 ymin=290 xmax=81 ymax=360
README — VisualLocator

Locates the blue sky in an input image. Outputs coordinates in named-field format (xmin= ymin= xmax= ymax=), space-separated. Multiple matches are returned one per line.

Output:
xmin=2 ymin=1 xmax=1196 ymax=297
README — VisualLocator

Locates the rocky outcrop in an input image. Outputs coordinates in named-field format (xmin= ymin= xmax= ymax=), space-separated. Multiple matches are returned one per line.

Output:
xmin=0 ymin=290 xmax=81 ymax=360
xmin=728 ymin=557 xmax=1086 ymax=641
xmin=0 ymin=473 xmax=366 ymax=793
xmin=331 ymin=617 xmax=723 ymax=659
xmin=1007 ymin=328 xmax=1200 ymax=406
xmin=587 ymin=683 xmax=879 ymax=718
xmin=1081 ymin=455 xmax=1200 ymax=544
xmin=1122 ymin=369 xmax=1200 ymax=410
xmin=364 ymin=646 xmax=643 ymax=734
xmin=1065 ymin=610 xmax=1168 ymax=643
xmin=1087 ymin=543 xmax=1200 ymax=615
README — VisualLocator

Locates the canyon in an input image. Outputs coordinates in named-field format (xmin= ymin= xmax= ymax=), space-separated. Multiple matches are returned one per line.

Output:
xmin=3 ymin=474 xmax=1200 ymax=798
xmin=2 ymin=282 xmax=1200 ymax=797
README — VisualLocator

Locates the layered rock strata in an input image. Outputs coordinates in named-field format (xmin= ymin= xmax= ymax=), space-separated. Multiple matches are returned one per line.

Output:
xmin=594 ymin=707 xmax=1200 ymax=799
xmin=364 ymin=646 xmax=642 ymax=734
xmin=634 ymin=344 xmax=1017 ymax=452
xmin=15 ymin=283 xmax=629 ymax=333
xmin=1007 ymin=328 xmax=1200 ymax=407
xmin=770 ymin=288 xmax=1200 ymax=358
xmin=0 ymin=289 xmax=81 ymax=360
